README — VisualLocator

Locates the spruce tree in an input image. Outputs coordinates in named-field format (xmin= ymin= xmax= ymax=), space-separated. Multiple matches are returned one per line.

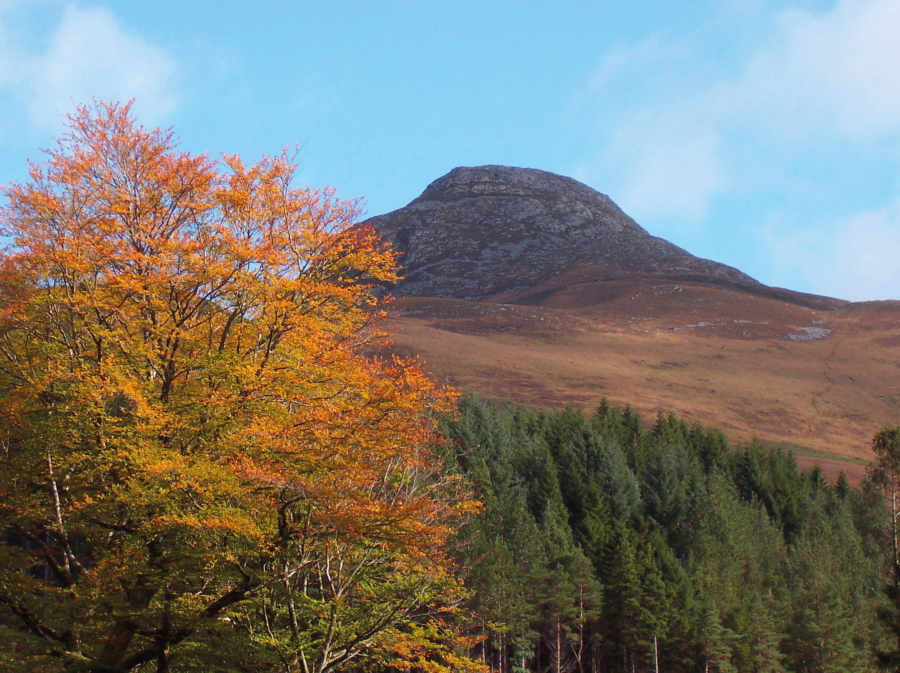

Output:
xmin=872 ymin=426 xmax=900 ymax=671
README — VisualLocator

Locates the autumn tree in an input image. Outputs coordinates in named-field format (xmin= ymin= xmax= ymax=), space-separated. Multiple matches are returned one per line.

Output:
xmin=0 ymin=102 xmax=478 ymax=673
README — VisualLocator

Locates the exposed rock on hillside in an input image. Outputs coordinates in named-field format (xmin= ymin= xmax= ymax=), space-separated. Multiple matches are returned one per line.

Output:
xmin=366 ymin=165 xmax=761 ymax=301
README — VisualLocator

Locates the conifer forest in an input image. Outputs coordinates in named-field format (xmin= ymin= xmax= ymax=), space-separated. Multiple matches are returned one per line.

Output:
xmin=445 ymin=396 xmax=900 ymax=673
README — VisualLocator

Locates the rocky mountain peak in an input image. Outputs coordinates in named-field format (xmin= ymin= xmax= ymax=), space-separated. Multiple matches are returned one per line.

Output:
xmin=365 ymin=165 xmax=759 ymax=301
xmin=415 ymin=166 xmax=624 ymax=214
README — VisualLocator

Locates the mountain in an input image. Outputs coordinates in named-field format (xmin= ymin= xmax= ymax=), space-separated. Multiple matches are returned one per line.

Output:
xmin=367 ymin=165 xmax=837 ymax=309
xmin=364 ymin=166 xmax=900 ymax=479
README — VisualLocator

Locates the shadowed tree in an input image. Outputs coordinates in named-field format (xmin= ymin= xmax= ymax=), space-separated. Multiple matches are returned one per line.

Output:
xmin=870 ymin=426 xmax=900 ymax=671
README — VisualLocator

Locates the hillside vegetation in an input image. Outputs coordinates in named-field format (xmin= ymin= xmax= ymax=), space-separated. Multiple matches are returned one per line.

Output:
xmin=445 ymin=396 xmax=892 ymax=673
xmin=389 ymin=289 xmax=900 ymax=479
xmin=367 ymin=165 xmax=900 ymax=474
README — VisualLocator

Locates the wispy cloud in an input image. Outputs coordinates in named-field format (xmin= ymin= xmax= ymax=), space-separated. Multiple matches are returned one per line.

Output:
xmin=582 ymin=0 xmax=900 ymax=209
xmin=585 ymin=36 xmax=689 ymax=96
xmin=0 ymin=2 xmax=26 ymax=88
xmin=765 ymin=200 xmax=900 ymax=301
xmin=604 ymin=107 xmax=728 ymax=224
xmin=0 ymin=3 xmax=176 ymax=130
xmin=718 ymin=0 xmax=900 ymax=141
xmin=577 ymin=0 xmax=900 ymax=299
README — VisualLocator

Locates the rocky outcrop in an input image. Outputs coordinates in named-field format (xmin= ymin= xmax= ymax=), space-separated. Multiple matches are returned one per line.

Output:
xmin=365 ymin=165 xmax=761 ymax=301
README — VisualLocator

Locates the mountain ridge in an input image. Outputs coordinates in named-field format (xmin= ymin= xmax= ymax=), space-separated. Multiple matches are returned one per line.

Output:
xmin=363 ymin=165 xmax=899 ymax=477
xmin=365 ymin=165 xmax=841 ymax=310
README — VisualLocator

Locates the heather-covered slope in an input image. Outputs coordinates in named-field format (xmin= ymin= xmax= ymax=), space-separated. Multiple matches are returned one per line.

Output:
xmin=366 ymin=166 xmax=899 ymax=475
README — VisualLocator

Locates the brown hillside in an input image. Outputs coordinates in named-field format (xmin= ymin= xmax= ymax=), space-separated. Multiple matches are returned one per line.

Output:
xmin=367 ymin=167 xmax=900 ymax=480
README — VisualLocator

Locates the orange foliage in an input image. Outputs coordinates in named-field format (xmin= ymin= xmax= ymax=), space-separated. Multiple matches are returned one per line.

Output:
xmin=0 ymin=101 xmax=476 ymax=673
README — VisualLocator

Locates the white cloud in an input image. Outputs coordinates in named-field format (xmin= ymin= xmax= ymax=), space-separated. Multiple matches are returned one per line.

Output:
xmin=765 ymin=202 xmax=900 ymax=301
xmin=29 ymin=5 xmax=176 ymax=128
xmin=583 ymin=0 xmax=900 ymax=225
xmin=576 ymin=41 xmax=729 ymax=224
xmin=0 ymin=4 xmax=176 ymax=130
xmin=605 ymin=109 xmax=729 ymax=224
xmin=721 ymin=0 xmax=900 ymax=141
xmin=576 ymin=0 xmax=900 ymax=300
xmin=586 ymin=36 xmax=687 ymax=95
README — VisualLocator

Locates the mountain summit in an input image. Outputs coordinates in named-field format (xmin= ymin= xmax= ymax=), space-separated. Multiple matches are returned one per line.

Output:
xmin=366 ymin=165 xmax=760 ymax=301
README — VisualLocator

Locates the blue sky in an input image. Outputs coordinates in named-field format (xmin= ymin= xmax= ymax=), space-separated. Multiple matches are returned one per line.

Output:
xmin=0 ymin=0 xmax=898 ymax=301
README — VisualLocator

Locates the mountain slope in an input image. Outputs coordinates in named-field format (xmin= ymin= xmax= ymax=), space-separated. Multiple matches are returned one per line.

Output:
xmin=367 ymin=165 xmax=839 ymax=309
xmin=364 ymin=166 xmax=900 ymax=478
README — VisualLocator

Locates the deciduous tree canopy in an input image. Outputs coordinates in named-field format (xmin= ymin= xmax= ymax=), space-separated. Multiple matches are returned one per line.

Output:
xmin=0 ymin=102 xmax=477 ymax=673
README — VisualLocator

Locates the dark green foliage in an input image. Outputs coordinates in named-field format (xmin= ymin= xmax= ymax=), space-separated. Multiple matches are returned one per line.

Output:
xmin=869 ymin=425 xmax=900 ymax=671
xmin=448 ymin=395 xmax=890 ymax=673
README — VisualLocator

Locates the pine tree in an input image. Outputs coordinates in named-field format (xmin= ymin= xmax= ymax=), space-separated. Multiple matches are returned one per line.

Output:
xmin=545 ymin=504 xmax=603 ymax=673
xmin=444 ymin=398 xmax=891 ymax=673
xmin=871 ymin=426 xmax=900 ymax=671
xmin=602 ymin=526 xmax=672 ymax=672
xmin=697 ymin=598 xmax=738 ymax=673
xmin=745 ymin=594 xmax=786 ymax=673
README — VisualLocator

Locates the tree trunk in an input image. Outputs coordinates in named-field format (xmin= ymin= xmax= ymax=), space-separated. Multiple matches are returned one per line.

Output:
xmin=577 ymin=588 xmax=585 ymax=673
xmin=556 ymin=616 xmax=562 ymax=673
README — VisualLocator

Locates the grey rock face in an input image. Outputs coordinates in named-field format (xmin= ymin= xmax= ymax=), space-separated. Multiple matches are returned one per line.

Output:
xmin=365 ymin=165 xmax=760 ymax=301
